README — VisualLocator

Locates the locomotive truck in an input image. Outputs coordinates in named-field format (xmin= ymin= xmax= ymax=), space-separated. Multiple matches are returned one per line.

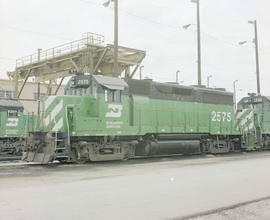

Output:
xmin=22 ymin=74 xmax=244 ymax=163
xmin=0 ymin=99 xmax=37 ymax=155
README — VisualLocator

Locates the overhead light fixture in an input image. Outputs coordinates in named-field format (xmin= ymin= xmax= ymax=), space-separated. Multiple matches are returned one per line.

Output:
xmin=102 ymin=0 xmax=110 ymax=7
xmin=182 ymin=24 xmax=191 ymax=29
xmin=238 ymin=41 xmax=247 ymax=45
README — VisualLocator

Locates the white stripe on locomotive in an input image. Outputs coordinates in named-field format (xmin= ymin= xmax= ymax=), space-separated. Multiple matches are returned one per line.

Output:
xmin=239 ymin=111 xmax=253 ymax=127
xmin=44 ymin=99 xmax=63 ymax=127
xmin=236 ymin=109 xmax=249 ymax=120
xmin=44 ymin=96 xmax=57 ymax=110
xmin=52 ymin=117 xmax=63 ymax=132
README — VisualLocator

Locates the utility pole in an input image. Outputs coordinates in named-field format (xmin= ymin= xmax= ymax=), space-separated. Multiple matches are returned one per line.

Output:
xmin=252 ymin=20 xmax=261 ymax=96
xmin=183 ymin=0 xmax=202 ymax=86
xmin=103 ymin=0 xmax=118 ymax=77
xmin=191 ymin=0 xmax=202 ymax=86
xmin=196 ymin=0 xmax=202 ymax=86
xmin=114 ymin=0 xmax=119 ymax=77
xmin=239 ymin=20 xmax=261 ymax=96
xmin=233 ymin=80 xmax=238 ymax=110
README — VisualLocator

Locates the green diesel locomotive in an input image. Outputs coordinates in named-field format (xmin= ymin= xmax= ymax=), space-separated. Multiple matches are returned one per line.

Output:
xmin=0 ymin=100 xmax=37 ymax=155
xmin=22 ymin=74 xmax=242 ymax=163
xmin=237 ymin=94 xmax=270 ymax=151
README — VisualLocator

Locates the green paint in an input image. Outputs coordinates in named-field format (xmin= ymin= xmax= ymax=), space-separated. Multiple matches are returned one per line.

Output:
xmin=0 ymin=111 xmax=38 ymax=139
xmin=41 ymin=92 xmax=239 ymax=137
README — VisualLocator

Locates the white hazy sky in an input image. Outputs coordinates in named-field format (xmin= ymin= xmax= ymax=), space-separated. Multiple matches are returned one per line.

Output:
xmin=0 ymin=0 xmax=270 ymax=101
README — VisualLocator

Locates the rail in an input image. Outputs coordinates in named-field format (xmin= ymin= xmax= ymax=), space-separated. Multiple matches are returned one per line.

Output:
xmin=16 ymin=32 xmax=105 ymax=68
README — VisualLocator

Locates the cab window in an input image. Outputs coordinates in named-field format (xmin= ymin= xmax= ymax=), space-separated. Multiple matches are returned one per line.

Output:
xmin=8 ymin=110 xmax=18 ymax=117
xmin=104 ymin=89 xmax=121 ymax=103
xmin=92 ymin=82 xmax=97 ymax=99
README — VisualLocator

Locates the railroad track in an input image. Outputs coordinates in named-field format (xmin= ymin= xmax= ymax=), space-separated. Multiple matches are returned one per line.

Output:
xmin=0 ymin=155 xmax=21 ymax=162
xmin=0 ymin=151 xmax=269 ymax=168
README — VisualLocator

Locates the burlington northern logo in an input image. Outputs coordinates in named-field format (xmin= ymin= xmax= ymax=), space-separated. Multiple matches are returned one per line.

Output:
xmin=6 ymin=118 xmax=19 ymax=127
xmin=105 ymin=104 xmax=123 ymax=118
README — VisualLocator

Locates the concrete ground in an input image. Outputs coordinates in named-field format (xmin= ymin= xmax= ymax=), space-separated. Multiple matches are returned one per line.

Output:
xmin=191 ymin=198 xmax=270 ymax=220
xmin=1 ymin=152 xmax=270 ymax=220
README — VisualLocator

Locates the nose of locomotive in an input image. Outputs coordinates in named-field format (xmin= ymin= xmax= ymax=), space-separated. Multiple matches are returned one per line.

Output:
xmin=22 ymin=132 xmax=56 ymax=163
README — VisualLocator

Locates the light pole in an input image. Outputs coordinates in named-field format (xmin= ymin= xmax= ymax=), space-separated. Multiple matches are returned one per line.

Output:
xmin=194 ymin=0 xmax=202 ymax=87
xmin=183 ymin=0 xmax=202 ymax=87
xmin=139 ymin=65 xmax=144 ymax=80
xmin=233 ymin=80 xmax=238 ymax=110
xmin=239 ymin=20 xmax=261 ymax=96
xmin=207 ymin=75 xmax=212 ymax=88
xmin=176 ymin=70 xmax=180 ymax=83
xmin=103 ymin=0 xmax=118 ymax=77
xmin=251 ymin=20 xmax=260 ymax=96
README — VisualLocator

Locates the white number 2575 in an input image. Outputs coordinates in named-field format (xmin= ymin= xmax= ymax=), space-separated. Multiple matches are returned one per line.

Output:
xmin=211 ymin=111 xmax=231 ymax=122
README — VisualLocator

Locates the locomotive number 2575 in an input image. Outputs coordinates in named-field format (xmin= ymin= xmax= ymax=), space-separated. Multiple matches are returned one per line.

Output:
xmin=211 ymin=111 xmax=231 ymax=122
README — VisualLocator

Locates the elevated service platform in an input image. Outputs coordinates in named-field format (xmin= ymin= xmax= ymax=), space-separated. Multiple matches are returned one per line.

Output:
xmin=7 ymin=32 xmax=146 ymax=97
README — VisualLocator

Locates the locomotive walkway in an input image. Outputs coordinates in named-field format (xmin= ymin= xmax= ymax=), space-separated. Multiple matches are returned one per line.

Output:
xmin=1 ymin=152 xmax=270 ymax=220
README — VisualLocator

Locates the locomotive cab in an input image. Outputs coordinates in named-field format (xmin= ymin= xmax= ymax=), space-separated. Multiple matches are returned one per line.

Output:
xmin=237 ymin=93 xmax=266 ymax=111
xmin=64 ymin=74 xmax=128 ymax=99
xmin=237 ymin=94 xmax=270 ymax=150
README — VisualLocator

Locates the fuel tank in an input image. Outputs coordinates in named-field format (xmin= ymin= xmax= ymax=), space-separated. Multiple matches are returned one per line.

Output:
xmin=135 ymin=140 xmax=201 ymax=156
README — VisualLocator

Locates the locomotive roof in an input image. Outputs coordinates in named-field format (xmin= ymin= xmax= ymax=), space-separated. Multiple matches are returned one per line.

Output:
xmin=93 ymin=75 xmax=128 ymax=90
xmin=65 ymin=74 xmax=233 ymax=106
xmin=125 ymin=78 xmax=233 ymax=105
xmin=0 ymin=99 xmax=24 ymax=111
xmin=239 ymin=95 xmax=270 ymax=104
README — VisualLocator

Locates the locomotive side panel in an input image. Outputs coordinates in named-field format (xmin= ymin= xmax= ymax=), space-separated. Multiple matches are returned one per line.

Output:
xmin=0 ymin=100 xmax=37 ymax=155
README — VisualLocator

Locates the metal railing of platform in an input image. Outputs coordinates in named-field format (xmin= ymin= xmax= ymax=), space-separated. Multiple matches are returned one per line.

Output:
xmin=16 ymin=32 xmax=105 ymax=68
